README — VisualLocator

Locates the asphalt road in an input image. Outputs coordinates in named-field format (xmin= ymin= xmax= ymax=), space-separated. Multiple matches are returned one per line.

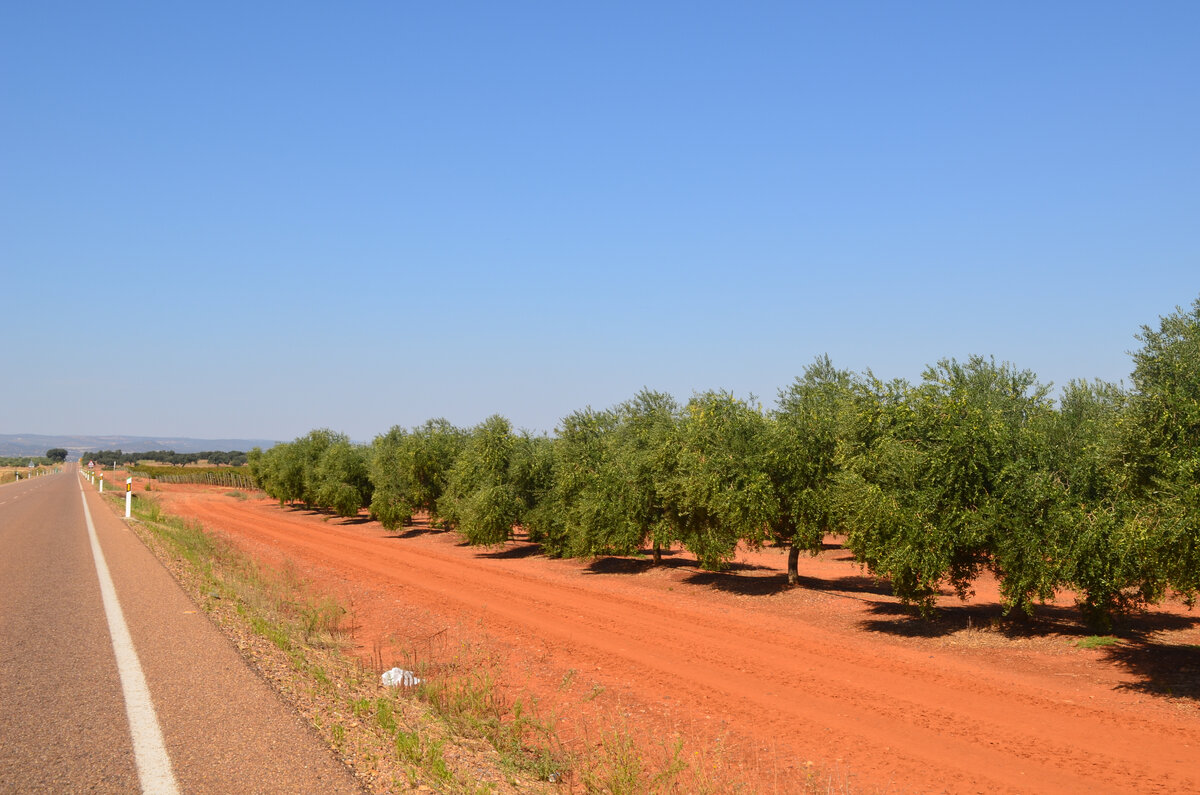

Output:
xmin=0 ymin=467 xmax=363 ymax=794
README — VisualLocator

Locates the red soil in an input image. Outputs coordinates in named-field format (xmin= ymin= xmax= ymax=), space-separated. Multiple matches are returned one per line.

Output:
xmin=149 ymin=483 xmax=1200 ymax=794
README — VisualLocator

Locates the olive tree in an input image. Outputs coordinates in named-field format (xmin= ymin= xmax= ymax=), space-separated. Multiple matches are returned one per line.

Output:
xmin=551 ymin=390 xmax=682 ymax=563
xmin=768 ymin=356 xmax=855 ymax=586
xmin=837 ymin=357 xmax=1055 ymax=615
xmin=409 ymin=419 xmax=468 ymax=526
xmin=314 ymin=439 xmax=373 ymax=517
xmin=1123 ymin=297 xmax=1200 ymax=602
xmin=283 ymin=429 xmax=346 ymax=508
xmin=545 ymin=406 xmax=625 ymax=558
xmin=253 ymin=440 xmax=306 ymax=506
xmin=662 ymin=391 xmax=775 ymax=570
xmin=510 ymin=431 xmax=559 ymax=549
xmin=369 ymin=419 xmax=467 ymax=531
xmin=1041 ymin=380 xmax=1144 ymax=627
xmin=442 ymin=415 xmax=525 ymax=546
xmin=978 ymin=395 xmax=1068 ymax=617
xmin=369 ymin=426 xmax=416 ymax=530
xmin=613 ymin=390 xmax=681 ymax=564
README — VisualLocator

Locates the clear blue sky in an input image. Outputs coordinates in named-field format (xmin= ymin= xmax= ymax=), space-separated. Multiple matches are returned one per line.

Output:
xmin=2 ymin=2 xmax=1196 ymax=442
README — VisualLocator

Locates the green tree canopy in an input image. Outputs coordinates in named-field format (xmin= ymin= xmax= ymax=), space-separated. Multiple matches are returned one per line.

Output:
xmin=546 ymin=390 xmax=681 ymax=562
xmin=663 ymin=391 xmax=775 ymax=570
xmin=370 ymin=419 xmax=467 ymax=531
xmin=768 ymin=355 xmax=855 ymax=585
xmin=545 ymin=406 xmax=625 ymax=558
xmin=1124 ymin=298 xmax=1200 ymax=602
xmin=1048 ymin=379 xmax=1158 ymax=628
xmin=314 ymin=439 xmax=373 ymax=518
xmin=442 ymin=415 xmax=525 ymax=546
xmin=613 ymin=389 xmax=680 ymax=563
xmin=837 ymin=357 xmax=1055 ymax=615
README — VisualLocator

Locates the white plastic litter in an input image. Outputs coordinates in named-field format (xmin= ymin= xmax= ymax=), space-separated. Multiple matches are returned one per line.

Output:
xmin=381 ymin=667 xmax=421 ymax=687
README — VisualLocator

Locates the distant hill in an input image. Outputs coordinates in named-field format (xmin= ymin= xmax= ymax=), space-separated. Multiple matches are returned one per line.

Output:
xmin=0 ymin=434 xmax=279 ymax=460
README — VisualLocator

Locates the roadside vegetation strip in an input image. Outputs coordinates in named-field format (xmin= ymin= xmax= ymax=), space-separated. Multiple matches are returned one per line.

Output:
xmin=0 ymin=455 xmax=57 ymax=467
xmin=113 ymin=491 xmax=559 ymax=793
xmin=79 ymin=481 xmax=181 ymax=795
xmin=1 ymin=466 xmax=55 ymax=484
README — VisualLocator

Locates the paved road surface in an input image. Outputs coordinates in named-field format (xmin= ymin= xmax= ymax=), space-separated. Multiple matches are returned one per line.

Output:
xmin=0 ymin=467 xmax=362 ymax=793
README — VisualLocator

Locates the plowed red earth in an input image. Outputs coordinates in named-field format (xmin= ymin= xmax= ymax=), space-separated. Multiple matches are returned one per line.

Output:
xmin=150 ymin=483 xmax=1200 ymax=794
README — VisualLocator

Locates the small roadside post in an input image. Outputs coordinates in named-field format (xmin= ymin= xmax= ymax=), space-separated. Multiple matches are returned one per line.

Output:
xmin=125 ymin=477 xmax=132 ymax=518
xmin=99 ymin=471 xmax=104 ymax=493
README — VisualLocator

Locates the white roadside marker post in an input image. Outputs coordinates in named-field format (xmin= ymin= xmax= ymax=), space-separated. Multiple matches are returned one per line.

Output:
xmin=99 ymin=472 xmax=104 ymax=493
xmin=125 ymin=477 xmax=133 ymax=518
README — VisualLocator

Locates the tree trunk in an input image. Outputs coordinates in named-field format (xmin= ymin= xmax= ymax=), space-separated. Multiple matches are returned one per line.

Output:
xmin=653 ymin=543 xmax=662 ymax=565
xmin=1007 ymin=597 xmax=1033 ymax=624
xmin=787 ymin=544 xmax=800 ymax=587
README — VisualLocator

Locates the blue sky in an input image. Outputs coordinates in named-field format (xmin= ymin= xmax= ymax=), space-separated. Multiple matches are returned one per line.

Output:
xmin=2 ymin=2 xmax=1196 ymax=442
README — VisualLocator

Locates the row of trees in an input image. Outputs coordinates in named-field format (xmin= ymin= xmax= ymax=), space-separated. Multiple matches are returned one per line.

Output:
xmin=80 ymin=449 xmax=249 ymax=466
xmin=0 ymin=456 xmax=54 ymax=467
xmin=247 ymin=299 xmax=1200 ymax=628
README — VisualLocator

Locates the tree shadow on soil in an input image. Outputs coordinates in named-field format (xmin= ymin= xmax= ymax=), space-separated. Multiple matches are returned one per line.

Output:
xmin=386 ymin=525 xmax=449 ymax=540
xmin=382 ymin=517 xmax=450 ymax=540
xmin=793 ymin=572 xmax=894 ymax=597
xmin=581 ymin=548 xmax=889 ymax=599
xmin=861 ymin=599 xmax=1200 ymax=640
xmin=281 ymin=505 xmax=373 ymax=525
xmin=473 ymin=542 xmax=544 ymax=560
xmin=283 ymin=505 xmax=321 ymax=517
xmin=584 ymin=553 xmax=697 ymax=575
xmin=860 ymin=602 xmax=1050 ymax=638
xmin=584 ymin=549 xmax=776 ymax=578
xmin=1104 ymin=640 xmax=1200 ymax=701
xmin=384 ymin=527 xmax=436 ymax=540
xmin=683 ymin=571 xmax=790 ymax=596
xmin=679 ymin=570 xmax=894 ymax=598
xmin=860 ymin=600 xmax=1200 ymax=698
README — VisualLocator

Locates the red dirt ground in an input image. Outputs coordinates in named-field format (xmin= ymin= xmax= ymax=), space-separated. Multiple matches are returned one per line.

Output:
xmin=149 ymin=482 xmax=1200 ymax=794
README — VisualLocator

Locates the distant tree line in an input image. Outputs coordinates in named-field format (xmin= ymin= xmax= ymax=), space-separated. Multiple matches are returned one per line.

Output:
xmin=0 ymin=456 xmax=54 ymax=467
xmin=79 ymin=449 xmax=249 ymax=467
xmin=247 ymin=297 xmax=1200 ymax=630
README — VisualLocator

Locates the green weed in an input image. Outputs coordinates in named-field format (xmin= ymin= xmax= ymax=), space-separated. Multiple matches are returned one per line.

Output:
xmin=248 ymin=614 xmax=291 ymax=651
xmin=375 ymin=698 xmax=397 ymax=733
xmin=299 ymin=596 xmax=346 ymax=643
xmin=1077 ymin=635 xmax=1121 ymax=649
xmin=581 ymin=728 xmax=644 ymax=794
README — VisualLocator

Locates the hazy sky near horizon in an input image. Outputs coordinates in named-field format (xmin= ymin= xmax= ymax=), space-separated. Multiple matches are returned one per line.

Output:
xmin=2 ymin=2 xmax=1196 ymax=442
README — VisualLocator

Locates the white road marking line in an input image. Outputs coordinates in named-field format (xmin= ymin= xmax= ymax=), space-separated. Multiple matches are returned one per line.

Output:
xmin=79 ymin=481 xmax=180 ymax=794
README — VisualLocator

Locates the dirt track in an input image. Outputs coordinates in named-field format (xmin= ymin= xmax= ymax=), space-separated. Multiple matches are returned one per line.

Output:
xmin=153 ymin=484 xmax=1200 ymax=793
